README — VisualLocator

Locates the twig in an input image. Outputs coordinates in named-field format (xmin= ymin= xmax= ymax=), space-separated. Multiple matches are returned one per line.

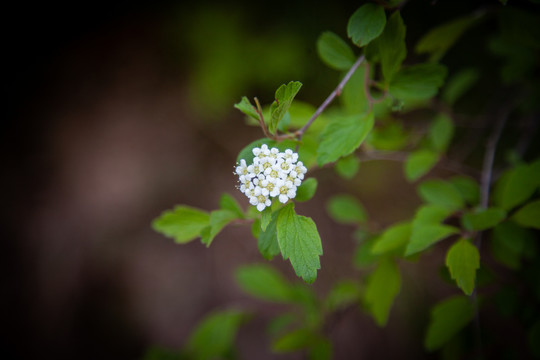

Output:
xmin=254 ymin=97 xmax=273 ymax=139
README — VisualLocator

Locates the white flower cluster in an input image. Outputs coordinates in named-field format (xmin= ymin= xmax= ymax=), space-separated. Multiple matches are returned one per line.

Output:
xmin=235 ymin=144 xmax=308 ymax=212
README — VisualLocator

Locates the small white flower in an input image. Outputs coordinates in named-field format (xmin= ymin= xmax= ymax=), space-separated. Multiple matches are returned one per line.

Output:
xmin=236 ymin=159 xmax=248 ymax=176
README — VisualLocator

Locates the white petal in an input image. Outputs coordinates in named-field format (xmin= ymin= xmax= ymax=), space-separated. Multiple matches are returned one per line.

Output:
xmin=257 ymin=203 xmax=266 ymax=211
xmin=279 ymin=194 xmax=288 ymax=203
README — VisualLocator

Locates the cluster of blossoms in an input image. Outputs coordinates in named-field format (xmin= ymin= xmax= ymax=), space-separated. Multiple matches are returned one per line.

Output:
xmin=235 ymin=144 xmax=308 ymax=212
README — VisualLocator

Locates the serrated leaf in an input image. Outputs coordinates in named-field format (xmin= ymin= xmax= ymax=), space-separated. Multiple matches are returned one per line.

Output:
xmin=258 ymin=211 xmax=281 ymax=260
xmin=335 ymin=154 xmax=360 ymax=179
xmin=234 ymin=96 xmax=259 ymax=120
xmin=317 ymin=112 xmax=374 ymax=166
xmin=364 ymin=258 xmax=401 ymax=326
xmin=316 ymin=31 xmax=356 ymax=70
xmin=442 ymin=68 xmax=480 ymax=105
xmin=371 ymin=222 xmax=411 ymax=255
xmin=269 ymin=81 xmax=303 ymax=134
xmin=493 ymin=163 xmax=538 ymax=210
xmin=324 ymin=280 xmax=362 ymax=311
xmin=461 ymin=207 xmax=506 ymax=231
xmin=235 ymin=264 xmax=294 ymax=303
xmin=185 ymin=309 xmax=247 ymax=360
xmin=201 ymin=209 xmax=238 ymax=247
xmin=219 ymin=193 xmax=244 ymax=218
xmin=417 ymin=179 xmax=465 ymax=211
xmin=378 ymin=11 xmax=407 ymax=82
xmin=424 ymin=296 xmax=475 ymax=351
xmin=416 ymin=15 xmax=479 ymax=62
xmin=152 ymin=205 xmax=210 ymax=244
xmin=260 ymin=207 xmax=273 ymax=231
xmin=445 ymin=238 xmax=480 ymax=295
xmin=429 ymin=114 xmax=454 ymax=152
xmin=296 ymin=177 xmax=318 ymax=202
xmin=327 ymin=195 xmax=367 ymax=224
xmin=449 ymin=176 xmax=480 ymax=205
xmin=512 ymin=200 xmax=540 ymax=229
xmin=347 ymin=3 xmax=387 ymax=47
xmin=406 ymin=224 xmax=459 ymax=256
xmin=389 ymin=63 xmax=448 ymax=101
xmin=405 ymin=149 xmax=439 ymax=182
xmin=236 ymin=138 xmax=297 ymax=163
xmin=277 ymin=203 xmax=323 ymax=283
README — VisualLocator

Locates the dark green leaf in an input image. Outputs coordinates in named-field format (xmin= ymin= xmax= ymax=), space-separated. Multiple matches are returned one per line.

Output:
xmin=335 ymin=154 xmax=360 ymax=179
xmin=269 ymin=81 xmax=303 ymax=134
xmin=429 ymin=114 xmax=454 ymax=152
xmin=308 ymin=338 xmax=332 ymax=360
xmin=317 ymin=112 xmax=374 ymax=166
xmin=219 ymin=193 xmax=244 ymax=218
xmin=235 ymin=264 xmax=294 ymax=303
xmin=296 ymin=178 xmax=318 ymax=202
xmin=389 ymin=63 xmax=448 ymax=101
xmin=493 ymin=163 xmax=539 ymax=210
xmin=277 ymin=203 xmax=323 ymax=283
xmin=152 ymin=206 xmax=210 ymax=244
xmin=512 ymin=200 xmax=540 ymax=229
xmin=364 ymin=258 xmax=401 ymax=326
xmin=461 ymin=207 xmax=506 ymax=231
xmin=327 ymin=195 xmax=367 ymax=224
xmin=272 ymin=329 xmax=315 ymax=353
xmin=378 ymin=11 xmax=407 ymax=82
xmin=371 ymin=222 xmax=411 ymax=255
xmin=234 ymin=96 xmax=259 ymax=120
xmin=445 ymin=238 xmax=480 ymax=295
xmin=354 ymin=237 xmax=379 ymax=268
xmin=367 ymin=121 xmax=408 ymax=151
xmin=261 ymin=207 xmax=273 ymax=231
xmin=406 ymin=224 xmax=459 ymax=256
xmin=266 ymin=313 xmax=296 ymax=336
xmin=347 ymin=3 xmax=387 ymax=47
xmin=442 ymin=68 xmax=480 ymax=105
xmin=324 ymin=280 xmax=362 ymax=311
xmin=201 ymin=209 xmax=238 ymax=247
xmin=316 ymin=31 xmax=356 ymax=70
xmin=449 ymin=176 xmax=480 ymax=205
xmin=424 ymin=296 xmax=475 ymax=351
xmin=405 ymin=149 xmax=439 ymax=181
xmin=341 ymin=65 xmax=370 ymax=114
xmin=417 ymin=179 xmax=465 ymax=211
xmin=491 ymin=221 xmax=531 ymax=269
xmin=258 ymin=211 xmax=281 ymax=260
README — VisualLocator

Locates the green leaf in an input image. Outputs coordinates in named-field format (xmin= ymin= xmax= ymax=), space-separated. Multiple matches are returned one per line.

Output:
xmin=413 ymin=204 xmax=454 ymax=225
xmin=258 ymin=211 xmax=281 ymax=260
xmin=461 ymin=207 xmax=506 ymax=231
xmin=235 ymin=264 xmax=294 ymax=303
xmin=367 ymin=120 xmax=408 ymax=151
xmin=347 ymin=3 xmax=387 ymax=47
xmin=364 ymin=258 xmax=401 ymax=326
xmin=272 ymin=329 xmax=315 ymax=353
xmin=296 ymin=177 xmax=318 ymax=202
xmin=324 ymin=280 xmax=362 ymax=311
xmin=445 ymin=238 xmax=480 ymax=295
xmin=378 ymin=11 xmax=407 ymax=82
xmin=327 ymin=195 xmax=367 ymax=224
xmin=449 ymin=176 xmax=480 ymax=205
xmin=335 ymin=154 xmax=360 ymax=179
xmin=269 ymin=81 xmax=303 ymax=134
xmin=429 ymin=114 xmax=454 ymax=153
xmin=267 ymin=313 xmax=296 ymax=336
xmin=260 ymin=207 xmax=273 ymax=231
xmin=341 ymin=65 xmax=370 ymax=114
xmin=316 ymin=31 xmax=356 ymax=71
xmin=405 ymin=149 xmax=440 ymax=182
xmin=152 ymin=206 xmax=210 ymax=244
xmin=417 ymin=179 xmax=465 ymax=211
xmin=354 ymin=236 xmax=379 ymax=268
xmin=424 ymin=296 xmax=475 ymax=351
xmin=442 ymin=68 xmax=480 ymax=105
xmin=201 ymin=209 xmax=238 ymax=247
xmin=185 ymin=309 xmax=247 ymax=360
xmin=512 ymin=200 xmax=540 ymax=229
xmin=317 ymin=112 xmax=374 ymax=166
xmin=372 ymin=222 xmax=411 ymax=255
xmin=415 ymin=15 xmax=479 ymax=62
xmin=236 ymin=138 xmax=297 ymax=163
xmin=308 ymin=338 xmax=332 ymax=360
xmin=234 ymin=96 xmax=259 ymax=121
xmin=389 ymin=63 xmax=448 ymax=101
xmin=406 ymin=224 xmax=459 ymax=256
xmin=493 ymin=163 xmax=539 ymax=210
xmin=491 ymin=221 xmax=532 ymax=269
xmin=277 ymin=203 xmax=323 ymax=283
xmin=219 ymin=193 xmax=244 ymax=218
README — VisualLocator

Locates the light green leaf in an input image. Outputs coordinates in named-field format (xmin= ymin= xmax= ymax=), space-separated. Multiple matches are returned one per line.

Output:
xmin=347 ymin=3 xmax=387 ymax=47
xmin=364 ymin=258 xmax=401 ymax=326
xmin=372 ymin=222 xmax=411 ymax=255
xmin=296 ymin=177 xmax=318 ymax=202
xmin=201 ymin=209 xmax=238 ymax=247
xmin=493 ymin=163 xmax=538 ymax=210
xmin=512 ymin=200 xmax=540 ymax=229
xmin=442 ymin=68 xmax=480 ymax=105
xmin=317 ymin=112 xmax=374 ymax=166
xmin=236 ymin=138 xmax=297 ymax=163
xmin=424 ymin=296 xmax=475 ymax=351
xmin=219 ymin=193 xmax=244 ymax=218
xmin=378 ymin=11 xmax=407 ymax=82
xmin=461 ymin=207 xmax=506 ymax=231
xmin=152 ymin=205 xmax=210 ymax=244
xmin=406 ymin=224 xmax=459 ymax=256
xmin=269 ymin=81 xmax=303 ymax=134
xmin=413 ymin=204 xmax=454 ymax=225
xmin=354 ymin=237 xmax=380 ymax=268
xmin=449 ymin=176 xmax=480 ymax=205
xmin=417 ymin=179 xmax=465 ymax=211
xmin=445 ymin=238 xmax=480 ymax=295
xmin=429 ymin=114 xmax=454 ymax=152
xmin=258 ymin=211 xmax=281 ymax=260
xmin=261 ymin=207 xmax=273 ymax=231
xmin=341 ymin=64 xmax=370 ymax=114
xmin=327 ymin=195 xmax=367 ymax=224
xmin=234 ymin=96 xmax=259 ymax=121
xmin=335 ymin=154 xmax=360 ymax=179
xmin=324 ymin=280 xmax=362 ymax=311
xmin=235 ymin=264 xmax=294 ymax=303
xmin=185 ymin=309 xmax=247 ymax=360
xmin=389 ymin=63 xmax=448 ymax=101
xmin=415 ymin=15 xmax=479 ymax=62
xmin=405 ymin=149 xmax=440 ymax=182
xmin=277 ymin=203 xmax=323 ymax=284
xmin=316 ymin=31 xmax=356 ymax=70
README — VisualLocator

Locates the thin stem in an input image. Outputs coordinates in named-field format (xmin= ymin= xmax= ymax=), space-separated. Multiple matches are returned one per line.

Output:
xmin=254 ymin=97 xmax=273 ymax=140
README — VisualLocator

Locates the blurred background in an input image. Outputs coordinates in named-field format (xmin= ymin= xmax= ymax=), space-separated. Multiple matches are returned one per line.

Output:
xmin=3 ymin=0 xmax=539 ymax=359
